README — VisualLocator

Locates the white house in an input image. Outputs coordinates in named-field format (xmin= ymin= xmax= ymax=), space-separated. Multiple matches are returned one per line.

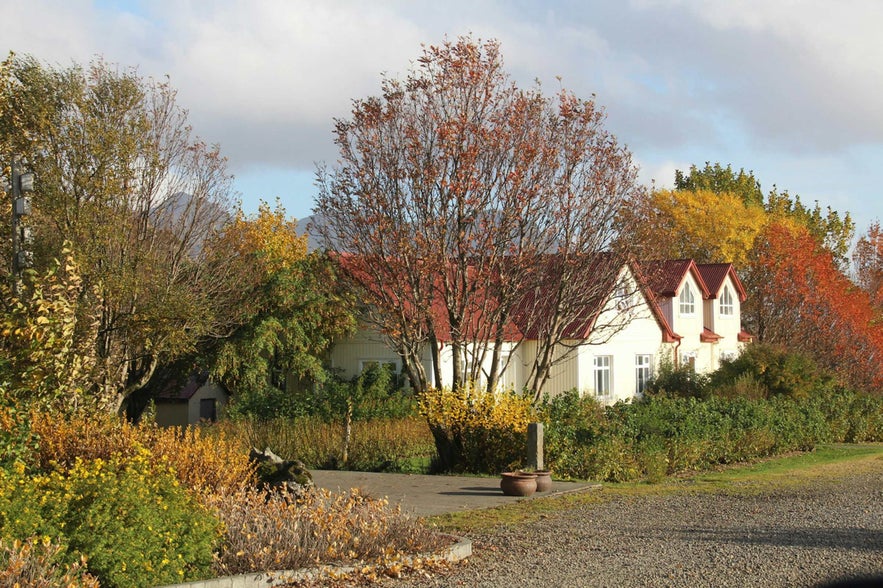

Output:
xmin=329 ymin=259 xmax=752 ymax=403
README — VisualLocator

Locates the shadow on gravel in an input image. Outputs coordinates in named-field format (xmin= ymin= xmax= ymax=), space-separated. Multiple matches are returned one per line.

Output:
xmin=677 ymin=527 xmax=882 ymax=551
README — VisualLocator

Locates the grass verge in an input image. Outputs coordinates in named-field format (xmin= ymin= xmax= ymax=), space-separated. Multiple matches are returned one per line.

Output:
xmin=429 ymin=443 xmax=883 ymax=534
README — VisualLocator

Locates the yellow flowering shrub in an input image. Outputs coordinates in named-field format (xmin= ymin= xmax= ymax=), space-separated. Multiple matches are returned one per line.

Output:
xmin=0 ymin=452 xmax=221 ymax=588
xmin=419 ymin=384 xmax=535 ymax=473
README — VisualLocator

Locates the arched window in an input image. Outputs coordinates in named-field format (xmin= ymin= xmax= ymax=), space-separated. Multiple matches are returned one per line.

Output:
xmin=679 ymin=282 xmax=695 ymax=315
xmin=720 ymin=285 xmax=734 ymax=316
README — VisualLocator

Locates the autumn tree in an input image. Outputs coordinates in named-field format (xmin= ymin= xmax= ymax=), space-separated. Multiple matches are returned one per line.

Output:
xmin=672 ymin=162 xmax=854 ymax=267
xmin=315 ymin=37 xmax=644 ymax=398
xmin=852 ymin=221 xmax=883 ymax=310
xmin=747 ymin=223 xmax=882 ymax=392
xmin=628 ymin=188 xmax=766 ymax=267
xmin=199 ymin=202 xmax=356 ymax=416
xmin=0 ymin=54 xmax=235 ymax=412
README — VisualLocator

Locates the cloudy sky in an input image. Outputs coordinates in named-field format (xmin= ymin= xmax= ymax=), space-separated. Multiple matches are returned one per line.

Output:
xmin=5 ymin=0 xmax=882 ymax=234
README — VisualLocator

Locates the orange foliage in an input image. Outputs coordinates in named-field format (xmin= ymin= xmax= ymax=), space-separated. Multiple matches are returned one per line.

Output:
xmin=30 ymin=413 xmax=255 ymax=495
xmin=748 ymin=223 xmax=883 ymax=392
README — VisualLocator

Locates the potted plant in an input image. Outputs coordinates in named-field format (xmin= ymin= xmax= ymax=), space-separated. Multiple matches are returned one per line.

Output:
xmin=500 ymin=471 xmax=537 ymax=496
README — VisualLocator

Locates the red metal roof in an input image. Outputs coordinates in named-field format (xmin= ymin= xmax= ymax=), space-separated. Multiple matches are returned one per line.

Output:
xmin=642 ymin=259 xmax=712 ymax=299
xmin=696 ymin=263 xmax=748 ymax=302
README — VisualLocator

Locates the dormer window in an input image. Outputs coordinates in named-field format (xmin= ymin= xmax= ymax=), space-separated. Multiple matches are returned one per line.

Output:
xmin=679 ymin=281 xmax=695 ymax=315
xmin=720 ymin=285 xmax=734 ymax=316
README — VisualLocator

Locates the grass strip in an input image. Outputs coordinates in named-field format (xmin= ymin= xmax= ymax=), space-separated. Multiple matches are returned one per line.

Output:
xmin=429 ymin=443 xmax=883 ymax=534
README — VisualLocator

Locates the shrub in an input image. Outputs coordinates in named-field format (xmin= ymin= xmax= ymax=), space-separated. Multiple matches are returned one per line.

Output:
xmin=0 ymin=536 xmax=99 ymax=588
xmin=419 ymin=384 xmax=535 ymax=473
xmin=222 ymin=416 xmax=435 ymax=472
xmin=0 ymin=404 xmax=39 ymax=470
xmin=209 ymin=487 xmax=443 ymax=576
xmin=31 ymin=412 xmax=255 ymax=495
xmin=709 ymin=344 xmax=832 ymax=400
xmin=0 ymin=452 xmax=221 ymax=588
xmin=644 ymin=357 xmax=710 ymax=399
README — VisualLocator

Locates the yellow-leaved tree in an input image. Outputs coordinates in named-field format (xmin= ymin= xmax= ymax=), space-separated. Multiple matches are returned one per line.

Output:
xmin=0 ymin=243 xmax=103 ymax=413
xmin=631 ymin=188 xmax=766 ymax=266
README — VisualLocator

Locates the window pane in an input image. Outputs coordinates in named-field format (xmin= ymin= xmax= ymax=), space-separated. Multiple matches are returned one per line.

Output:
xmin=635 ymin=354 xmax=651 ymax=394
xmin=594 ymin=356 xmax=611 ymax=395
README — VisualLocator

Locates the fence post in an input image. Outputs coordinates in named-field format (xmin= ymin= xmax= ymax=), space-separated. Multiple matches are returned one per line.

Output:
xmin=527 ymin=422 xmax=544 ymax=471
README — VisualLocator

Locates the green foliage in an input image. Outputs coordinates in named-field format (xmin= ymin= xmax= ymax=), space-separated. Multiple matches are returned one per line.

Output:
xmin=225 ymin=363 xmax=415 ymax=422
xmin=675 ymin=162 xmax=765 ymax=207
xmin=207 ymin=205 xmax=356 ymax=407
xmin=643 ymin=356 xmax=710 ymax=399
xmin=0 ymin=452 xmax=221 ymax=588
xmin=419 ymin=384 xmax=535 ymax=473
xmin=539 ymin=390 xmax=882 ymax=483
xmin=709 ymin=344 xmax=833 ymax=399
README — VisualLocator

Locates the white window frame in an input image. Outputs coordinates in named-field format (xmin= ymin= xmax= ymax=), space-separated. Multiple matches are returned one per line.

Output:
xmin=720 ymin=350 xmax=738 ymax=363
xmin=680 ymin=351 xmax=697 ymax=371
xmin=720 ymin=285 xmax=734 ymax=317
xmin=635 ymin=354 xmax=652 ymax=395
xmin=679 ymin=282 xmax=695 ymax=315
xmin=593 ymin=356 xmax=612 ymax=397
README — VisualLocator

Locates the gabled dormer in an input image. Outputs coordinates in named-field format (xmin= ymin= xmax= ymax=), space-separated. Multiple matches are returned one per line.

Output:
xmin=641 ymin=259 xmax=711 ymax=338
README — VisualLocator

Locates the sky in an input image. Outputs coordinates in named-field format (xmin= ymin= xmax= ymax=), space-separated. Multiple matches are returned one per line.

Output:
xmin=4 ymin=0 xmax=882 ymax=236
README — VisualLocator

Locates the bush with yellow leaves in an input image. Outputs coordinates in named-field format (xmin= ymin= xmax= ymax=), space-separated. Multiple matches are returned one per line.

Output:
xmin=419 ymin=384 xmax=535 ymax=473
xmin=30 ymin=411 xmax=255 ymax=495
xmin=0 ymin=452 xmax=221 ymax=588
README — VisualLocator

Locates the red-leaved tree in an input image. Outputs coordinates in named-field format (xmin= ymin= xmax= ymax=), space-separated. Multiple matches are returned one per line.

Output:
xmin=746 ymin=223 xmax=883 ymax=392
xmin=315 ymin=37 xmax=643 ymax=397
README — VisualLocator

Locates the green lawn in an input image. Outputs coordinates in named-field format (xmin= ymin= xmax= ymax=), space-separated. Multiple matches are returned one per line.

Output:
xmin=430 ymin=443 xmax=883 ymax=533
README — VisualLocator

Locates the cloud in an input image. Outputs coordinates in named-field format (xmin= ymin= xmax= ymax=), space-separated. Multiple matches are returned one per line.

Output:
xmin=3 ymin=0 xmax=880 ymax=227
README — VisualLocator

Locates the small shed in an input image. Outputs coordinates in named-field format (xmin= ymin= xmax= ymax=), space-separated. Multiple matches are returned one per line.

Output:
xmin=153 ymin=371 xmax=228 ymax=427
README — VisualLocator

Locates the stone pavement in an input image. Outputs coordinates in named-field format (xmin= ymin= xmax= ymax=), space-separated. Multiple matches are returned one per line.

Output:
xmin=310 ymin=470 xmax=600 ymax=517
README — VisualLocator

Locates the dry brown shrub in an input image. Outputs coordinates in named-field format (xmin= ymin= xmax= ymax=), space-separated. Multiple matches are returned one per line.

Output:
xmin=0 ymin=537 xmax=100 ymax=588
xmin=208 ymin=487 xmax=444 ymax=576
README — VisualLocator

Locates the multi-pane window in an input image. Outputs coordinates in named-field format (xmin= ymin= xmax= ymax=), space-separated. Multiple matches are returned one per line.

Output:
xmin=720 ymin=285 xmax=734 ymax=316
xmin=594 ymin=356 xmax=611 ymax=396
xmin=635 ymin=354 xmax=652 ymax=394
xmin=681 ymin=352 xmax=697 ymax=371
xmin=679 ymin=282 xmax=695 ymax=315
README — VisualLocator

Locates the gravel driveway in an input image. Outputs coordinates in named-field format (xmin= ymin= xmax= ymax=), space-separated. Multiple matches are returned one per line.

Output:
xmin=390 ymin=468 xmax=883 ymax=588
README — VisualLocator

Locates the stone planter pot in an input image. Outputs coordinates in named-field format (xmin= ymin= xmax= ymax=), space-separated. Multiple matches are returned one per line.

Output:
xmin=533 ymin=470 xmax=553 ymax=492
xmin=500 ymin=472 xmax=537 ymax=497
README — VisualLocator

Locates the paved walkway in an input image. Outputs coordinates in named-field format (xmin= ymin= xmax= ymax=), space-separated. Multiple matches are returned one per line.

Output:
xmin=311 ymin=470 xmax=600 ymax=517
